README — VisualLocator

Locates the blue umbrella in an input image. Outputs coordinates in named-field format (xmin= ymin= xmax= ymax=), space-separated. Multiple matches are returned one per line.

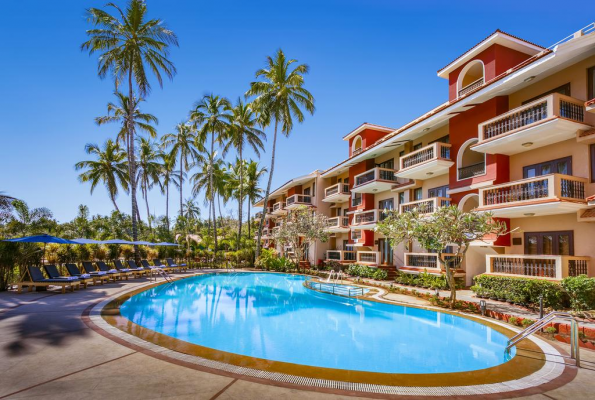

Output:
xmin=71 ymin=238 xmax=102 ymax=244
xmin=153 ymin=242 xmax=179 ymax=246
xmin=101 ymin=239 xmax=133 ymax=245
xmin=131 ymin=240 xmax=155 ymax=246
xmin=2 ymin=234 xmax=78 ymax=266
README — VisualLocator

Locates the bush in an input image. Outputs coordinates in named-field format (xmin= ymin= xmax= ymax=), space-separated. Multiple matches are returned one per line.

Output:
xmin=346 ymin=264 xmax=387 ymax=279
xmin=471 ymin=275 xmax=566 ymax=309
xmin=255 ymin=249 xmax=296 ymax=272
xmin=561 ymin=275 xmax=595 ymax=311
xmin=394 ymin=271 xmax=463 ymax=290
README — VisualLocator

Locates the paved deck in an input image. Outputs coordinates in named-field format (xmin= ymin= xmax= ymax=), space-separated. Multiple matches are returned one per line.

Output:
xmin=0 ymin=270 xmax=594 ymax=399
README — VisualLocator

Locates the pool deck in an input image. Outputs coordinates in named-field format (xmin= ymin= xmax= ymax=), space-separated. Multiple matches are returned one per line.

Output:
xmin=0 ymin=269 xmax=594 ymax=399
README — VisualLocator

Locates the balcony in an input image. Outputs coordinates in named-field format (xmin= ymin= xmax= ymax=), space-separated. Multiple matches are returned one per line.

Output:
xmin=477 ymin=174 xmax=587 ymax=218
xmin=400 ymin=253 xmax=465 ymax=277
xmin=399 ymin=197 xmax=451 ymax=215
xmin=323 ymin=183 xmax=351 ymax=203
xmin=396 ymin=143 xmax=453 ymax=180
xmin=457 ymin=162 xmax=485 ymax=180
xmin=357 ymin=251 xmax=380 ymax=266
xmin=326 ymin=250 xmax=356 ymax=263
xmin=351 ymin=167 xmax=400 ymax=194
xmin=285 ymin=194 xmax=313 ymax=210
xmin=472 ymin=94 xmax=591 ymax=156
xmin=486 ymin=254 xmax=590 ymax=280
xmin=587 ymin=98 xmax=595 ymax=114
xmin=350 ymin=209 xmax=378 ymax=230
xmin=458 ymin=77 xmax=484 ymax=97
xmin=271 ymin=202 xmax=287 ymax=215
xmin=326 ymin=216 xmax=350 ymax=233
xmin=351 ymin=230 xmax=365 ymax=246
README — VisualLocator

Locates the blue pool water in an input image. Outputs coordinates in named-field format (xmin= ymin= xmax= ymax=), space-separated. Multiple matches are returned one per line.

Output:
xmin=120 ymin=272 xmax=514 ymax=374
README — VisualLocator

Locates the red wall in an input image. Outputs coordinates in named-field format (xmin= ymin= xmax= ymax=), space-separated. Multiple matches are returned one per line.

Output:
xmin=348 ymin=159 xmax=376 ymax=246
xmin=348 ymin=128 xmax=391 ymax=157
xmin=287 ymin=185 xmax=302 ymax=196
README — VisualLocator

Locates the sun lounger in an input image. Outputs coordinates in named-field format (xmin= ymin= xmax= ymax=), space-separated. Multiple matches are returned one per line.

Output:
xmin=114 ymin=259 xmax=145 ymax=277
xmin=152 ymin=259 xmax=175 ymax=272
xmin=16 ymin=266 xmax=81 ymax=294
xmin=142 ymin=259 xmax=170 ymax=273
xmin=97 ymin=261 xmax=130 ymax=280
xmin=127 ymin=260 xmax=153 ymax=276
xmin=66 ymin=263 xmax=108 ymax=285
xmin=83 ymin=261 xmax=120 ymax=282
xmin=44 ymin=264 xmax=91 ymax=289
xmin=166 ymin=258 xmax=187 ymax=270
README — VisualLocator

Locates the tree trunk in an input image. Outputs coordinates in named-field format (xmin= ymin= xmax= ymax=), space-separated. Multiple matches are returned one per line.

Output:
xmin=127 ymin=67 xmax=139 ymax=261
xmin=165 ymin=183 xmax=170 ymax=231
xmin=111 ymin=194 xmax=120 ymax=213
xmin=438 ymin=252 xmax=458 ymax=308
xmin=179 ymin=151 xmax=183 ymax=217
xmin=210 ymin=131 xmax=218 ymax=252
xmin=237 ymin=147 xmax=243 ymax=254
xmin=256 ymin=119 xmax=278 ymax=259
xmin=143 ymin=178 xmax=151 ymax=229
xmin=247 ymin=201 xmax=251 ymax=238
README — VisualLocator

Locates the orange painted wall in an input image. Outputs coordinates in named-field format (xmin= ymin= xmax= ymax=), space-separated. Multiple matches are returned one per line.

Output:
xmin=287 ymin=185 xmax=302 ymax=196
xmin=348 ymin=128 xmax=391 ymax=157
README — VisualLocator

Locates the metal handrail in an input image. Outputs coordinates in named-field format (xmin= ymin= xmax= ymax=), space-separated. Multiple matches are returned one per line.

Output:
xmin=506 ymin=311 xmax=580 ymax=367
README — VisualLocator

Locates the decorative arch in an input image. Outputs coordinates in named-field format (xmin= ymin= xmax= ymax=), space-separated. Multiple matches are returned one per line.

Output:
xmin=457 ymin=60 xmax=485 ymax=97
xmin=457 ymin=138 xmax=486 ymax=181
xmin=458 ymin=193 xmax=480 ymax=213
xmin=352 ymin=135 xmax=363 ymax=155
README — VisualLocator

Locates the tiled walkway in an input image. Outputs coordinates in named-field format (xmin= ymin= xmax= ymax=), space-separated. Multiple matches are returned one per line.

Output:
xmin=0 ymin=270 xmax=593 ymax=399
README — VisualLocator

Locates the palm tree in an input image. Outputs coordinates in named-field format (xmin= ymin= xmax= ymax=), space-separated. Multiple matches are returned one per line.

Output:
xmin=224 ymin=99 xmax=265 ymax=252
xmin=75 ymin=140 xmax=129 ymax=212
xmin=161 ymin=123 xmax=200 ymax=217
xmin=136 ymin=137 xmax=163 ymax=228
xmin=245 ymin=49 xmax=315 ymax=258
xmin=159 ymin=150 xmax=182 ymax=231
xmin=82 ymin=0 xmax=178 ymax=253
xmin=190 ymin=94 xmax=231 ymax=251
xmin=0 ymin=192 xmax=15 ymax=224
xmin=182 ymin=198 xmax=201 ymax=221
xmin=243 ymin=161 xmax=267 ymax=239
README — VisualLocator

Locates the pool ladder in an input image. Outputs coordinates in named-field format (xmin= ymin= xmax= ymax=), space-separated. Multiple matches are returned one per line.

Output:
xmin=326 ymin=270 xmax=344 ymax=285
xmin=154 ymin=267 xmax=174 ymax=283
xmin=505 ymin=311 xmax=581 ymax=367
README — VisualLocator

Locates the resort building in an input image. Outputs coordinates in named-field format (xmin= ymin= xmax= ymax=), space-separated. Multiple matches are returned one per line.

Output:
xmin=256 ymin=26 xmax=595 ymax=285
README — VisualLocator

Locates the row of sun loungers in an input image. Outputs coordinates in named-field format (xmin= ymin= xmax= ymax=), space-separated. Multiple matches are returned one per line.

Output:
xmin=16 ymin=258 xmax=188 ymax=294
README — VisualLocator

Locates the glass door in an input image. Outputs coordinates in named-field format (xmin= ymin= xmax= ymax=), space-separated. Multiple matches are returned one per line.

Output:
xmin=378 ymin=239 xmax=393 ymax=265
xmin=524 ymin=231 xmax=574 ymax=255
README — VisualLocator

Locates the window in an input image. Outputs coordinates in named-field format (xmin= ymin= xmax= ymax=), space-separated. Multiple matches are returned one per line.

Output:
xmin=378 ymin=239 xmax=393 ymax=265
xmin=413 ymin=188 xmax=423 ymax=201
xmin=377 ymin=159 xmax=394 ymax=169
xmin=524 ymin=231 xmax=574 ymax=255
xmin=378 ymin=199 xmax=394 ymax=221
xmin=352 ymin=136 xmax=363 ymax=155
xmin=303 ymin=187 xmax=311 ymax=196
xmin=522 ymin=83 xmax=571 ymax=105
xmin=429 ymin=135 xmax=450 ymax=145
xmin=312 ymin=182 xmax=316 ymax=195
xmin=589 ymin=66 xmax=595 ymax=100
xmin=523 ymin=157 xmax=572 ymax=178
xmin=351 ymin=192 xmax=362 ymax=207
xmin=398 ymin=192 xmax=405 ymax=205
xmin=428 ymin=185 xmax=449 ymax=198
xmin=413 ymin=143 xmax=423 ymax=151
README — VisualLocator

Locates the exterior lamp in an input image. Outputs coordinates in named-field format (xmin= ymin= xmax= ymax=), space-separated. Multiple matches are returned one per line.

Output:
xmin=522 ymin=142 xmax=533 ymax=147
xmin=423 ymin=128 xmax=430 ymax=132
xmin=479 ymin=300 xmax=487 ymax=316
xmin=524 ymin=76 xmax=536 ymax=82
xmin=434 ymin=287 xmax=440 ymax=296
xmin=426 ymin=172 xmax=434 ymax=176
xmin=524 ymin=213 xmax=535 ymax=217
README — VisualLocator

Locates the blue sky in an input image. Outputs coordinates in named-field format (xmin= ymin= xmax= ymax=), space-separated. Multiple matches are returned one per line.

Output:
xmin=0 ymin=0 xmax=591 ymax=222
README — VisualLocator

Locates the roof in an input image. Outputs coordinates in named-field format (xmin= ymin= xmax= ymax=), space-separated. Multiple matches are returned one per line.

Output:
xmin=342 ymin=123 xmax=395 ymax=141
xmin=437 ymin=30 xmax=546 ymax=79
xmin=253 ymin=171 xmax=321 ymax=207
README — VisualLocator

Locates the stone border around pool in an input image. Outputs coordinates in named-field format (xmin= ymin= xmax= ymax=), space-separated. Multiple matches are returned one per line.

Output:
xmin=87 ymin=272 xmax=575 ymax=397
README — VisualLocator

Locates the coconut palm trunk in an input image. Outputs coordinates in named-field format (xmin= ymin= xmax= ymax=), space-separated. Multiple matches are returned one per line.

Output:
xmin=128 ymin=70 xmax=140 ymax=260
xmin=237 ymin=148 xmax=244 ymax=253
xmin=179 ymin=151 xmax=183 ymax=216
xmin=165 ymin=183 xmax=170 ymax=231
xmin=256 ymin=120 xmax=278 ymax=259
xmin=210 ymin=130 xmax=218 ymax=251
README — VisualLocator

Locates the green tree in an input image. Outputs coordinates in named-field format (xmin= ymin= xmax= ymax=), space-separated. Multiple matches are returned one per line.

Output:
xmin=190 ymin=94 xmax=231 ymax=251
xmin=0 ymin=193 xmax=15 ymax=224
xmin=376 ymin=205 xmax=507 ymax=307
xmin=182 ymin=198 xmax=201 ymax=221
xmin=136 ymin=137 xmax=163 ymax=228
xmin=243 ymin=160 xmax=266 ymax=238
xmin=75 ymin=140 xmax=129 ymax=212
xmin=159 ymin=150 xmax=182 ymax=231
xmin=245 ymin=49 xmax=315 ymax=258
xmin=82 ymin=0 xmax=178 ymax=255
xmin=224 ymin=99 xmax=265 ymax=253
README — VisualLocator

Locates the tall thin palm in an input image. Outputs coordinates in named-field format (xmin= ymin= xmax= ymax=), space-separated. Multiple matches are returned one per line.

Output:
xmin=136 ymin=137 xmax=163 ymax=228
xmin=159 ymin=150 xmax=182 ymax=231
xmin=245 ymin=49 xmax=315 ymax=258
xmin=161 ymin=123 xmax=200 ymax=216
xmin=243 ymin=161 xmax=267 ymax=239
xmin=190 ymin=94 xmax=231 ymax=251
xmin=182 ymin=198 xmax=201 ymax=221
xmin=82 ymin=0 xmax=178 ymax=252
xmin=224 ymin=99 xmax=265 ymax=251
xmin=75 ymin=140 xmax=130 ymax=212
xmin=191 ymin=151 xmax=225 ymax=246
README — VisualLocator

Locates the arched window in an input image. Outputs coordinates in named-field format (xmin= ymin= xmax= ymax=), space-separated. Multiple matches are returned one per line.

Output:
xmin=457 ymin=60 xmax=484 ymax=97
xmin=457 ymin=138 xmax=486 ymax=180
xmin=352 ymin=135 xmax=363 ymax=155
xmin=458 ymin=193 xmax=479 ymax=213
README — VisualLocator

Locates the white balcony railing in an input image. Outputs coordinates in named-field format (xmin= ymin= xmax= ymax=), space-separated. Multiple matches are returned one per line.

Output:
xmin=354 ymin=167 xmax=400 ymax=187
xmin=324 ymin=183 xmax=350 ymax=199
xmin=327 ymin=216 xmax=349 ymax=229
xmin=326 ymin=250 xmax=357 ymax=262
xmin=479 ymin=174 xmax=586 ymax=208
xmin=399 ymin=142 xmax=451 ymax=170
xmin=404 ymin=253 xmax=462 ymax=270
xmin=357 ymin=251 xmax=380 ymax=265
xmin=286 ymin=194 xmax=313 ymax=208
xmin=486 ymin=254 xmax=590 ymax=280
xmin=272 ymin=202 xmax=286 ymax=214
xmin=352 ymin=209 xmax=378 ymax=226
xmin=478 ymin=93 xmax=585 ymax=143
xmin=400 ymin=197 xmax=451 ymax=215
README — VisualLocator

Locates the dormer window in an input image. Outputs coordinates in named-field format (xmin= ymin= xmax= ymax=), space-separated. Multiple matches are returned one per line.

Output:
xmin=457 ymin=60 xmax=485 ymax=97
xmin=352 ymin=135 xmax=363 ymax=155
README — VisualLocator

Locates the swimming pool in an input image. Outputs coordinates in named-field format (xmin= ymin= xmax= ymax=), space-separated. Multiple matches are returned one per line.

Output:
xmin=120 ymin=272 xmax=514 ymax=374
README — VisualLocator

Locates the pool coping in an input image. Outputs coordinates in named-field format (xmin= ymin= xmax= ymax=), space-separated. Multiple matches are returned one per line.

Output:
xmin=88 ymin=271 xmax=574 ymax=397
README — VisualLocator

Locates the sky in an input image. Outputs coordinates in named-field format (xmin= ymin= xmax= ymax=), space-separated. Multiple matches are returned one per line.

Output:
xmin=0 ymin=0 xmax=592 ymax=223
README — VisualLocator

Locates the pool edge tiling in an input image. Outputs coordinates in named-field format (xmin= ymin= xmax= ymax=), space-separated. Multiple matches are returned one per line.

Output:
xmin=90 ymin=273 xmax=571 ymax=395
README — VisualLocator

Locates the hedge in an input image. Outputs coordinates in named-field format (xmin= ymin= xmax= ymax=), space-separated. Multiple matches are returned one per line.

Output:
xmin=561 ymin=275 xmax=595 ymax=311
xmin=395 ymin=271 xmax=464 ymax=290
xmin=347 ymin=264 xmax=388 ymax=280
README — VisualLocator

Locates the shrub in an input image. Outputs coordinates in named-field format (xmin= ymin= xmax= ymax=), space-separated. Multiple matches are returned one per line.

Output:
xmin=561 ymin=275 xmax=595 ymax=311
xmin=372 ymin=268 xmax=388 ymax=280
xmin=472 ymin=275 xmax=566 ymax=309
xmin=544 ymin=326 xmax=557 ymax=335
xmin=522 ymin=318 xmax=535 ymax=328
xmin=508 ymin=316 xmax=518 ymax=325
xmin=346 ymin=264 xmax=388 ymax=279
xmin=394 ymin=271 xmax=463 ymax=290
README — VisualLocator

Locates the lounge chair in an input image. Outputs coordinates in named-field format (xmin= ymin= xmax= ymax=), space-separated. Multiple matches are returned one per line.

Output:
xmin=45 ymin=264 xmax=92 ymax=289
xmin=82 ymin=261 xmax=120 ymax=282
xmin=142 ymin=259 xmax=170 ymax=273
xmin=16 ymin=266 xmax=81 ymax=294
xmin=153 ymin=259 xmax=176 ymax=272
xmin=114 ymin=259 xmax=145 ymax=277
xmin=166 ymin=258 xmax=187 ymax=271
xmin=65 ymin=263 xmax=107 ymax=285
xmin=97 ymin=261 xmax=130 ymax=280
xmin=128 ymin=260 xmax=154 ymax=277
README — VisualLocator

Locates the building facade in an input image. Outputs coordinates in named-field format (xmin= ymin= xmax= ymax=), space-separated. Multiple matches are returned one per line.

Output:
xmin=256 ymin=26 xmax=595 ymax=284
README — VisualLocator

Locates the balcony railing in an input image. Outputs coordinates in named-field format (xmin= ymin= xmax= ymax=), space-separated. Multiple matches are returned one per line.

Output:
xmin=479 ymin=174 xmax=586 ymax=208
xmin=272 ymin=202 xmax=286 ymax=214
xmin=400 ymin=197 xmax=451 ymax=215
xmin=400 ymin=142 xmax=451 ymax=170
xmin=324 ymin=183 xmax=350 ymax=199
xmin=458 ymin=162 xmax=485 ymax=180
xmin=404 ymin=253 xmax=462 ymax=270
xmin=352 ymin=209 xmax=378 ymax=226
xmin=486 ymin=254 xmax=590 ymax=280
xmin=479 ymin=93 xmax=585 ymax=142
xmin=326 ymin=250 xmax=356 ymax=262
xmin=354 ymin=167 xmax=399 ymax=187
xmin=357 ymin=251 xmax=380 ymax=265
xmin=327 ymin=216 xmax=349 ymax=229
xmin=286 ymin=194 xmax=313 ymax=208
xmin=458 ymin=77 xmax=484 ymax=97
xmin=351 ymin=195 xmax=362 ymax=207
